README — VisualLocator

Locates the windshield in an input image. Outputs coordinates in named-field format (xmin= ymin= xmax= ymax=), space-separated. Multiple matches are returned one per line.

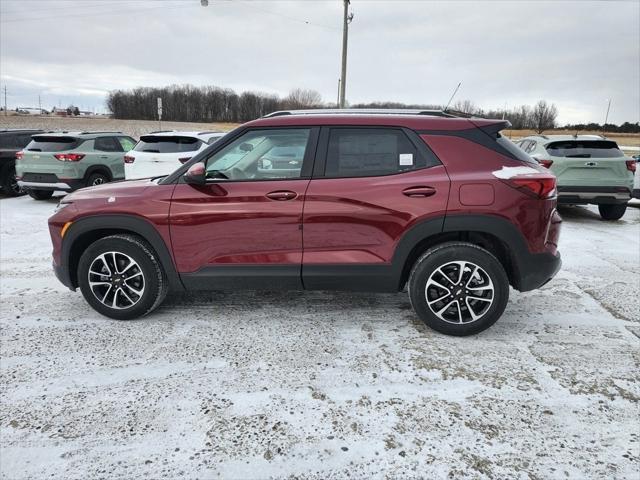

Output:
xmin=134 ymin=135 xmax=202 ymax=154
xmin=545 ymin=140 xmax=624 ymax=158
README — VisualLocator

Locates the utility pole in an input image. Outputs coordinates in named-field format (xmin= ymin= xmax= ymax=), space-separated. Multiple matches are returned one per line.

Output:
xmin=3 ymin=86 xmax=6 ymax=116
xmin=339 ymin=0 xmax=353 ymax=109
xmin=38 ymin=94 xmax=42 ymax=114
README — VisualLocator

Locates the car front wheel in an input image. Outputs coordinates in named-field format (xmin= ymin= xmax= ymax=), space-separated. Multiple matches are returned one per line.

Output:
xmin=77 ymin=234 xmax=168 ymax=320
xmin=598 ymin=203 xmax=627 ymax=221
xmin=408 ymin=242 xmax=509 ymax=336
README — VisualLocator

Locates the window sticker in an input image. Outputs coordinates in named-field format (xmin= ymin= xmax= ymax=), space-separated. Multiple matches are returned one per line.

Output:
xmin=399 ymin=153 xmax=413 ymax=166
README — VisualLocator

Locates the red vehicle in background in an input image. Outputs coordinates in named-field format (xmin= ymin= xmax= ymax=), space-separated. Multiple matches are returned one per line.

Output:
xmin=48 ymin=110 xmax=561 ymax=336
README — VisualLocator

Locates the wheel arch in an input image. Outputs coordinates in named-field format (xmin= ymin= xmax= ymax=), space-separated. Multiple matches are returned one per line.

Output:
xmin=83 ymin=165 xmax=113 ymax=183
xmin=62 ymin=215 xmax=184 ymax=292
xmin=394 ymin=214 xmax=528 ymax=291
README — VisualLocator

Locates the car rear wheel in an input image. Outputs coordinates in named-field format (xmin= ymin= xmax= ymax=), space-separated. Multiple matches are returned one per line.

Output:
xmin=27 ymin=189 xmax=54 ymax=200
xmin=86 ymin=172 xmax=109 ymax=187
xmin=1 ymin=164 xmax=24 ymax=196
xmin=77 ymin=234 xmax=168 ymax=320
xmin=408 ymin=242 xmax=509 ymax=336
xmin=598 ymin=203 xmax=627 ymax=221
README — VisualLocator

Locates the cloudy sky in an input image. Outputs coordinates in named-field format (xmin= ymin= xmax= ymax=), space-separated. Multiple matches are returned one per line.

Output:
xmin=1 ymin=0 xmax=638 ymax=124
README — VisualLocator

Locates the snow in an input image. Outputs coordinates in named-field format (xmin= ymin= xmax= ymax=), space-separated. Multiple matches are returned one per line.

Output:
xmin=491 ymin=165 xmax=541 ymax=179
xmin=1 ymin=194 xmax=639 ymax=479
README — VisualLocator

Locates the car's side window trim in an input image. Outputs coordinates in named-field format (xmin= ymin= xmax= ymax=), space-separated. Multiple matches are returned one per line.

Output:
xmin=312 ymin=125 xmax=442 ymax=180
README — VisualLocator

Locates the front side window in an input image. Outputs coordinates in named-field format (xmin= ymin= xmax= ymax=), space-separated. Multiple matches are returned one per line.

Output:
xmin=205 ymin=128 xmax=310 ymax=181
xmin=325 ymin=128 xmax=425 ymax=178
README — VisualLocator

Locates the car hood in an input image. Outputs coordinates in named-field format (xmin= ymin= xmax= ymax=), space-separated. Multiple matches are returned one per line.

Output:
xmin=64 ymin=178 xmax=161 ymax=201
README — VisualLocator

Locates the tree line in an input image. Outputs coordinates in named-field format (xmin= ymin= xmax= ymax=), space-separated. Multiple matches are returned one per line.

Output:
xmin=106 ymin=85 xmax=323 ymax=123
xmin=106 ymin=84 xmax=639 ymax=133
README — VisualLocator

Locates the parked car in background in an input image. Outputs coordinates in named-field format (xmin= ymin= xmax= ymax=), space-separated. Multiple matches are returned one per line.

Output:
xmin=516 ymin=135 xmax=635 ymax=220
xmin=0 ymin=129 xmax=43 ymax=196
xmin=49 ymin=109 xmax=562 ymax=336
xmin=124 ymin=131 xmax=225 ymax=179
xmin=16 ymin=131 xmax=136 ymax=200
xmin=633 ymin=155 xmax=640 ymax=199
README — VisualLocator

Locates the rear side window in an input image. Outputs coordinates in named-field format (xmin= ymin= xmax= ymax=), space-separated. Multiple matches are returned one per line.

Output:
xmin=0 ymin=134 xmax=17 ymax=149
xmin=134 ymin=135 xmax=202 ymax=153
xmin=94 ymin=136 xmax=124 ymax=152
xmin=118 ymin=136 xmax=136 ymax=151
xmin=325 ymin=128 xmax=427 ymax=177
xmin=545 ymin=140 xmax=624 ymax=158
xmin=26 ymin=136 xmax=81 ymax=152
xmin=495 ymin=135 xmax=537 ymax=164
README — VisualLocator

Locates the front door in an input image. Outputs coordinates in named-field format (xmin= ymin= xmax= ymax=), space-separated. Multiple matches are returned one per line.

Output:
xmin=169 ymin=127 xmax=318 ymax=290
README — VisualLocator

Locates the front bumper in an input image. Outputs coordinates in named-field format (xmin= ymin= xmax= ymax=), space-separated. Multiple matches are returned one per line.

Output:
xmin=53 ymin=260 xmax=75 ymax=291
xmin=558 ymin=186 xmax=631 ymax=205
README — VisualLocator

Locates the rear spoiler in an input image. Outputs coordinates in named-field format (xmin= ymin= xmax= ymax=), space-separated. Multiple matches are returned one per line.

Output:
xmin=469 ymin=119 xmax=512 ymax=136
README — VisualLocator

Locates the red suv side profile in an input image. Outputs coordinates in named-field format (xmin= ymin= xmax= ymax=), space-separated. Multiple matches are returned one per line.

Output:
xmin=48 ymin=110 xmax=561 ymax=336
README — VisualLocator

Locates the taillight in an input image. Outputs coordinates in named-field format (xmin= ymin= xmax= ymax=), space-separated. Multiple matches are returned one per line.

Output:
xmin=54 ymin=153 xmax=85 ymax=162
xmin=538 ymin=159 xmax=553 ymax=168
xmin=15 ymin=151 xmax=24 ymax=160
xmin=626 ymin=160 xmax=636 ymax=173
xmin=178 ymin=157 xmax=192 ymax=164
xmin=124 ymin=155 xmax=135 ymax=164
xmin=507 ymin=176 xmax=557 ymax=198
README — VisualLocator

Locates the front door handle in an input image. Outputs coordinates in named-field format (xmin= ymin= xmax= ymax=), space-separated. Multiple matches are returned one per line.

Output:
xmin=402 ymin=186 xmax=436 ymax=198
xmin=266 ymin=190 xmax=297 ymax=201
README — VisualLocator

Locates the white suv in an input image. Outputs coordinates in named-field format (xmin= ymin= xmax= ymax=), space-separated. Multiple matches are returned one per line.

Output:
xmin=124 ymin=131 xmax=225 ymax=179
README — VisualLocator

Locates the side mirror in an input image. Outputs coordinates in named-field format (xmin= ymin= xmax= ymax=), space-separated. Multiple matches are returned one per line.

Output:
xmin=184 ymin=162 xmax=206 ymax=185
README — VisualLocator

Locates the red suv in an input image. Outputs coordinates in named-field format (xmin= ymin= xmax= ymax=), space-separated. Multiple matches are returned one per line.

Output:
xmin=48 ymin=110 xmax=561 ymax=336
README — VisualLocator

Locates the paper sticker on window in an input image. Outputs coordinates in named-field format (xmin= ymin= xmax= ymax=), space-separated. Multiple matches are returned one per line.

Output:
xmin=399 ymin=153 xmax=413 ymax=166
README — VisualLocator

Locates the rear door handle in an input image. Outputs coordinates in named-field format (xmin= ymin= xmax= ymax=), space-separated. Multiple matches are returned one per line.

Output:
xmin=100 ymin=155 xmax=109 ymax=159
xmin=266 ymin=190 xmax=297 ymax=201
xmin=402 ymin=186 xmax=436 ymax=198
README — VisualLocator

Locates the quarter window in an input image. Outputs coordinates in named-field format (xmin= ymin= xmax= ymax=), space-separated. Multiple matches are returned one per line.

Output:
xmin=94 ymin=136 xmax=124 ymax=152
xmin=325 ymin=128 xmax=426 ymax=178
xmin=205 ymin=128 xmax=310 ymax=181
xmin=118 ymin=136 xmax=136 ymax=151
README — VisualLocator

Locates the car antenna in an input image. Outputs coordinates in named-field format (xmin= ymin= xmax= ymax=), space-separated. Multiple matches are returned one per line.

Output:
xmin=443 ymin=81 xmax=462 ymax=112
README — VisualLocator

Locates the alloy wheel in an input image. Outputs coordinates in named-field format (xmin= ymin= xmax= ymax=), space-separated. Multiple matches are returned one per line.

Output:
xmin=425 ymin=261 xmax=494 ymax=324
xmin=87 ymin=251 xmax=145 ymax=309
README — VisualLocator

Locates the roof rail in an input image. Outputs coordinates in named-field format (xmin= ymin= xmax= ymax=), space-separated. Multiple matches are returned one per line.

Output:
xmin=149 ymin=130 xmax=174 ymax=134
xmin=79 ymin=131 xmax=123 ymax=135
xmin=197 ymin=130 xmax=223 ymax=135
xmin=263 ymin=108 xmax=460 ymax=118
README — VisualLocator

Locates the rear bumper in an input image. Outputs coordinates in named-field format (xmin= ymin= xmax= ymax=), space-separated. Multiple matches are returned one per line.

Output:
xmin=18 ymin=178 xmax=84 ymax=191
xmin=558 ymin=186 xmax=631 ymax=205
xmin=516 ymin=251 xmax=562 ymax=292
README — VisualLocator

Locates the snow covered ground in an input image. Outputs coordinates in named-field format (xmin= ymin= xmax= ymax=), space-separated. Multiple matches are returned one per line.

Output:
xmin=1 ymin=194 xmax=638 ymax=479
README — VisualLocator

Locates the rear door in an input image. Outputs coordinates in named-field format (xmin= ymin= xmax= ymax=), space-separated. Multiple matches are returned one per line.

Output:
xmin=93 ymin=136 xmax=125 ymax=179
xmin=302 ymin=127 xmax=450 ymax=291
xmin=169 ymin=127 xmax=319 ymax=289
xmin=128 ymin=135 xmax=203 ymax=179
xmin=17 ymin=136 xmax=81 ymax=181
xmin=545 ymin=140 xmax=632 ymax=187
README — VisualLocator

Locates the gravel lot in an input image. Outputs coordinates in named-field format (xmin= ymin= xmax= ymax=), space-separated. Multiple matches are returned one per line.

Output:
xmin=1 ymin=194 xmax=639 ymax=479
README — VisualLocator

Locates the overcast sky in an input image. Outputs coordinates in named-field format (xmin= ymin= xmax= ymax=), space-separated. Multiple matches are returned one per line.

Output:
xmin=1 ymin=0 xmax=639 ymax=124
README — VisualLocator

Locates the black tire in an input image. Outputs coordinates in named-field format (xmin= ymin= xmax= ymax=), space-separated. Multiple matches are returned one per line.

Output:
xmin=27 ymin=189 xmax=54 ymax=200
xmin=1 ymin=163 xmax=24 ymax=196
xmin=86 ymin=172 xmax=110 ymax=188
xmin=77 ymin=234 xmax=168 ymax=320
xmin=598 ymin=203 xmax=627 ymax=221
xmin=408 ymin=242 xmax=509 ymax=336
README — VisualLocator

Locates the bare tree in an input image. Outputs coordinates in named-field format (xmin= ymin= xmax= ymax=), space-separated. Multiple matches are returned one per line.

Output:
xmin=531 ymin=100 xmax=558 ymax=133
xmin=451 ymin=99 xmax=477 ymax=115
xmin=283 ymin=88 xmax=322 ymax=109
